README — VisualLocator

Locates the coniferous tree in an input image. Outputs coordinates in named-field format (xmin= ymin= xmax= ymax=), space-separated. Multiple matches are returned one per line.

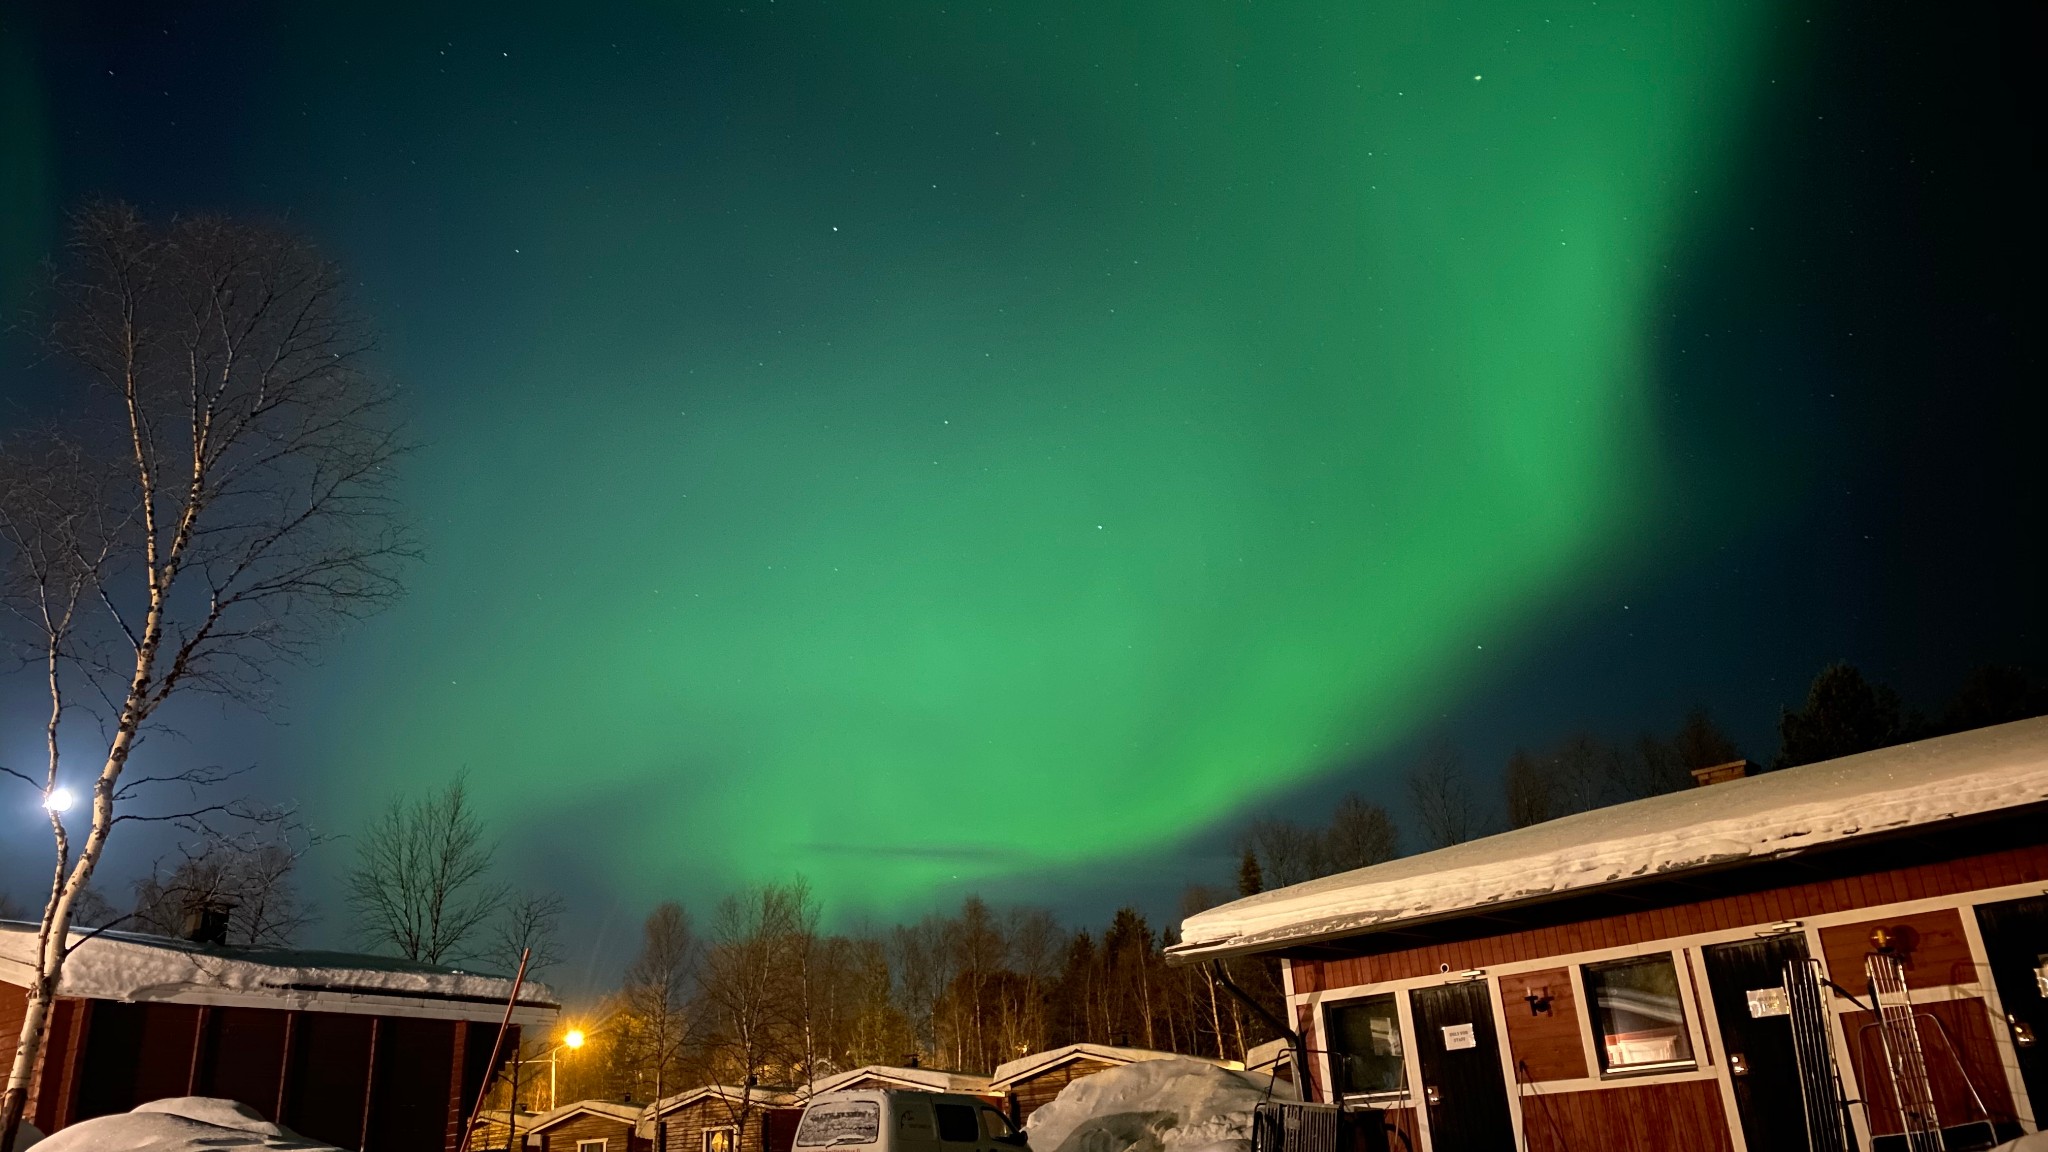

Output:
xmin=1777 ymin=662 xmax=1909 ymax=768
xmin=1235 ymin=849 xmax=1264 ymax=897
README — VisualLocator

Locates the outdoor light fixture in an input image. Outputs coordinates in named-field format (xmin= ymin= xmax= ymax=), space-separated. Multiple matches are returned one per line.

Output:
xmin=1523 ymin=988 xmax=1553 ymax=1016
xmin=563 ymin=1028 xmax=586 ymax=1049
xmin=1759 ymin=920 xmax=1803 ymax=936
xmin=42 ymin=788 xmax=75 ymax=814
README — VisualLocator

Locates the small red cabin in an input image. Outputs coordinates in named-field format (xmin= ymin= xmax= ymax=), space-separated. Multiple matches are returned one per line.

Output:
xmin=0 ymin=923 xmax=557 ymax=1150
xmin=1170 ymin=718 xmax=2048 ymax=1152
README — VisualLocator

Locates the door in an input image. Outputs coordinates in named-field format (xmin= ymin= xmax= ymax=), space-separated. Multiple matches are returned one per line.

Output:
xmin=1409 ymin=980 xmax=1515 ymax=1152
xmin=1975 ymin=895 xmax=2048 ymax=1120
xmin=1703 ymin=935 xmax=1819 ymax=1152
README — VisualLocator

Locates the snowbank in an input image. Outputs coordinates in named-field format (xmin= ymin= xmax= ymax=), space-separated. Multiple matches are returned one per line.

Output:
xmin=1024 ymin=1057 xmax=1295 ymax=1152
xmin=1994 ymin=1136 xmax=2048 ymax=1152
xmin=31 ymin=1098 xmax=340 ymax=1151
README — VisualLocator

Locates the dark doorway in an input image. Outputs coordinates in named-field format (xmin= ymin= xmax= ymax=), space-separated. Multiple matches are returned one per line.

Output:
xmin=1703 ymin=935 xmax=1818 ymax=1152
xmin=1975 ymin=895 xmax=2048 ymax=1122
xmin=1408 ymin=980 xmax=1515 ymax=1152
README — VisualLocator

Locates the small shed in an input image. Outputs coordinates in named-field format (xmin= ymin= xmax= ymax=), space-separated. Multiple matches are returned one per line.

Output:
xmin=646 ymin=1085 xmax=800 ymax=1152
xmin=0 ymin=920 xmax=556 ymax=1151
xmin=988 ymin=1044 xmax=1201 ymax=1122
xmin=1168 ymin=717 xmax=2048 ymax=1152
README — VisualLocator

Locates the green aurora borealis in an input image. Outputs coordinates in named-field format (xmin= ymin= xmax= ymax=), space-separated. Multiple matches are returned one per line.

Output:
xmin=9 ymin=1 xmax=1778 ymax=912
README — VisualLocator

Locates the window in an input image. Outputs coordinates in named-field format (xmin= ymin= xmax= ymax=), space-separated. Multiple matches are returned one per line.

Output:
xmin=797 ymin=1101 xmax=881 ymax=1148
xmin=705 ymin=1127 xmax=737 ymax=1152
xmin=1583 ymin=954 xmax=1697 ymax=1074
xmin=578 ymin=1141 xmax=608 ymax=1152
xmin=1325 ymin=994 xmax=1405 ymax=1098
xmin=980 ymin=1108 xmax=1020 ymax=1142
xmin=934 ymin=1103 xmax=979 ymax=1143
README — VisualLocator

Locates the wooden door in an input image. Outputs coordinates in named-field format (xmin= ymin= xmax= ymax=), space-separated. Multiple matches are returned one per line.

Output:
xmin=1703 ymin=936 xmax=1817 ymax=1152
xmin=1975 ymin=895 xmax=2048 ymax=1120
xmin=1409 ymin=980 xmax=1514 ymax=1152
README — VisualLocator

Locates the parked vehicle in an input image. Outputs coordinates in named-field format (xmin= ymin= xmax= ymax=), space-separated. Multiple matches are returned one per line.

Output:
xmin=794 ymin=1090 xmax=1028 ymax=1152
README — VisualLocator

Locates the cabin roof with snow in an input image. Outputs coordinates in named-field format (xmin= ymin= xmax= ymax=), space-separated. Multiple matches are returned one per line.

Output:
xmin=526 ymin=1099 xmax=650 ymax=1132
xmin=1169 ymin=716 xmax=2048 ymax=963
xmin=799 ymin=1065 xmax=994 ymax=1099
xmin=651 ymin=1084 xmax=799 ymax=1115
xmin=988 ymin=1043 xmax=1202 ymax=1088
xmin=0 ymin=920 xmax=558 ymax=1025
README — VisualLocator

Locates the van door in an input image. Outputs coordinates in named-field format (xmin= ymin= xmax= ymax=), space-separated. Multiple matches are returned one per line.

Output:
xmin=1703 ymin=935 xmax=1821 ymax=1152
xmin=1408 ymin=980 xmax=1515 ymax=1152
xmin=1975 ymin=895 xmax=2048 ymax=1122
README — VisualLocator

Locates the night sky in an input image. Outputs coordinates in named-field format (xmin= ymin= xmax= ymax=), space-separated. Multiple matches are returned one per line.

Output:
xmin=1 ymin=1 xmax=2039 ymax=975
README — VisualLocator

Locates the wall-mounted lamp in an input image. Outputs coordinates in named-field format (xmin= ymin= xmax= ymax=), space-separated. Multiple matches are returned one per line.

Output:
xmin=1758 ymin=920 xmax=1803 ymax=937
xmin=1523 ymin=988 xmax=1552 ymax=1016
xmin=1458 ymin=968 xmax=1486 ymax=982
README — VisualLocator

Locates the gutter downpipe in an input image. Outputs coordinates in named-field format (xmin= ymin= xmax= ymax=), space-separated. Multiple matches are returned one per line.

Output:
xmin=1208 ymin=960 xmax=1313 ymax=1100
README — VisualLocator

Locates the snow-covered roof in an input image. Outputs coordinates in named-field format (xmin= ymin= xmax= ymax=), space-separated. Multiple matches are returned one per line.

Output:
xmin=0 ymin=921 xmax=558 ymax=1026
xmin=652 ymin=1084 xmax=799 ymax=1115
xmin=799 ymin=1065 xmax=995 ymax=1099
xmin=990 ymin=1044 xmax=1206 ymax=1088
xmin=1170 ymin=717 xmax=2048 ymax=962
xmin=525 ymin=1099 xmax=649 ymax=1134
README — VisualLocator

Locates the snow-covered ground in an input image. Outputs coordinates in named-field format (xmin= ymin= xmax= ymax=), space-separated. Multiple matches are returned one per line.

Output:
xmin=1024 ymin=1057 xmax=1295 ymax=1152
xmin=28 ymin=1098 xmax=341 ymax=1151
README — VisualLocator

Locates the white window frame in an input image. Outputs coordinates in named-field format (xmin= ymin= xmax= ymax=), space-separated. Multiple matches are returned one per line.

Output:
xmin=578 ymin=1141 xmax=609 ymax=1152
xmin=704 ymin=1125 xmax=739 ymax=1152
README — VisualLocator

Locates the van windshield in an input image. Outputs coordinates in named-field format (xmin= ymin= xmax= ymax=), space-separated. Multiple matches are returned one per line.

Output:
xmin=797 ymin=1102 xmax=882 ymax=1148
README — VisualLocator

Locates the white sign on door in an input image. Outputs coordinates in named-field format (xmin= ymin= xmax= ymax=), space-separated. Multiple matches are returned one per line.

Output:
xmin=1746 ymin=987 xmax=1791 ymax=1018
xmin=1441 ymin=1023 xmax=1477 ymax=1051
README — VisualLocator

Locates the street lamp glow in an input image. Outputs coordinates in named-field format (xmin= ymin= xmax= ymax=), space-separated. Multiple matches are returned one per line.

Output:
xmin=563 ymin=1029 xmax=585 ymax=1050
xmin=43 ymin=788 xmax=75 ymax=814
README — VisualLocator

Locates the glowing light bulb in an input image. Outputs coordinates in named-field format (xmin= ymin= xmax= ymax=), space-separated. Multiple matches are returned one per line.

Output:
xmin=563 ymin=1029 xmax=586 ymax=1050
xmin=43 ymin=788 xmax=75 ymax=813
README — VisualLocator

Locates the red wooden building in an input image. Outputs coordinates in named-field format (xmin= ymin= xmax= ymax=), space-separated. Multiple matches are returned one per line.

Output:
xmin=1169 ymin=717 xmax=2048 ymax=1152
xmin=1 ymin=922 xmax=557 ymax=1150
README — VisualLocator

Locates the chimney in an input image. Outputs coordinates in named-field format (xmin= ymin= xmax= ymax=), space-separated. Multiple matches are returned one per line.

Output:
xmin=182 ymin=899 xmax=235 ymax=945
xmin=1690 ymin=759 xmax=1757 ymax=788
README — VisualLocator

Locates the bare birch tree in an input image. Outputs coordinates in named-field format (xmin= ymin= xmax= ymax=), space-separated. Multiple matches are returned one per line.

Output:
xmin=0 ymin=203 xmax=410 ymax=1152
xmin=701 ymin=882 xmax=802 ymax=1147
xmin=130 ymin=822 xmax=314 ymax=946
xmin=623 ymin=901 xmax=697 ymax=1141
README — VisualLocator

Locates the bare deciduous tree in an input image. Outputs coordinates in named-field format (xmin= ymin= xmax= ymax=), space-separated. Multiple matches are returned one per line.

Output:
xmin=622 ymin=901 xmax=697 ymax=1137
xmin=490 ymin=889 xmax=566 ymax=980
xmin=701 ymin=882 xmax=804 ymax=1146
xmin=1406 ymin=739 xmax=1478 ymax=849
xmin=131 ymin=822 xmax=313 ymax=947
xmin=1324 ymin=794 xmax=1399 ymax=872
xmin=345 ymin=774 xmax=504 ymax=964
xmin=0 ymin=203 xmax=410 ymax=1152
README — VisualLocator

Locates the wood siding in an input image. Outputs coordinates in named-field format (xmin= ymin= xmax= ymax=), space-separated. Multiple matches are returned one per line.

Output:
xmin=1818 ymin=907 xmax=1979 ymax=994
xmin=539 ymin=1112 xmax=650 ymax=1152
xmin=1514 ymin=1079 xmax=1734 ymax=1152
xmin=655 ymin=1099 xmax=798 ymax=1152
xmin=1838 ymin=996 xmax=2018 ymax=1136
xmin=1291 ymin=842 xmax=2048 ymax=993
xmin=1496 ymin=968 xmax=1586 ymax=1083
xmin=1005 ymin=1058 xmax=1117 ymax=1122
xmin=1377 ymin=1106 xmax=1418 ymax=1151
xmin=4 ymin=979 xmax=514 ymax=1152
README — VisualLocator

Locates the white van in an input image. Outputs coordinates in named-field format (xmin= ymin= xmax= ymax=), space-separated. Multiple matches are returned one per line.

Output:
xmin=793 ymin=1090 xmax=1029 ymax=1152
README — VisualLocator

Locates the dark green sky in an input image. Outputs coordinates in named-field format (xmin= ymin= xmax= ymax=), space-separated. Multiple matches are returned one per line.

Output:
xmin=3 ymin=1 xmax=2040 ymax=939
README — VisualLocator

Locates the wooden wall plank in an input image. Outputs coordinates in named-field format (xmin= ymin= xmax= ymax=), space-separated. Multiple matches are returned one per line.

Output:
xmin=1516 ymin=1080 xmax=1734 ymax=1152
xmin=1497 ymin=968 xmax=1586 ymax=1083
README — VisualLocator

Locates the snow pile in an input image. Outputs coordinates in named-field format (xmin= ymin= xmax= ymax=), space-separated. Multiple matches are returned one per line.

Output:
xmin=1024 ymin=1057 xmax=1294 ymax=1152
xmin=1177 ymin=717 xmax=2048 ymax=957
xmin=31 ymin=1098 xmax=340 ymax=1151
xmin=1994 ymin=1136 xmax=2048 ymax=1152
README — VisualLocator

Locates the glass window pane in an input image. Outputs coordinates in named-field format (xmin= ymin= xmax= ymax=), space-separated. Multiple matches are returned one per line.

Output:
xmin=1584 ymin=954 xmax=1697 ymax=1073
xmin=797 ymin=1102 xmax=881 ymax=1147
xmin=935 ymin=1104 xmax=979 ymax=1143
xmin=1325 ymin=993 xmax=1405 ymax=1096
